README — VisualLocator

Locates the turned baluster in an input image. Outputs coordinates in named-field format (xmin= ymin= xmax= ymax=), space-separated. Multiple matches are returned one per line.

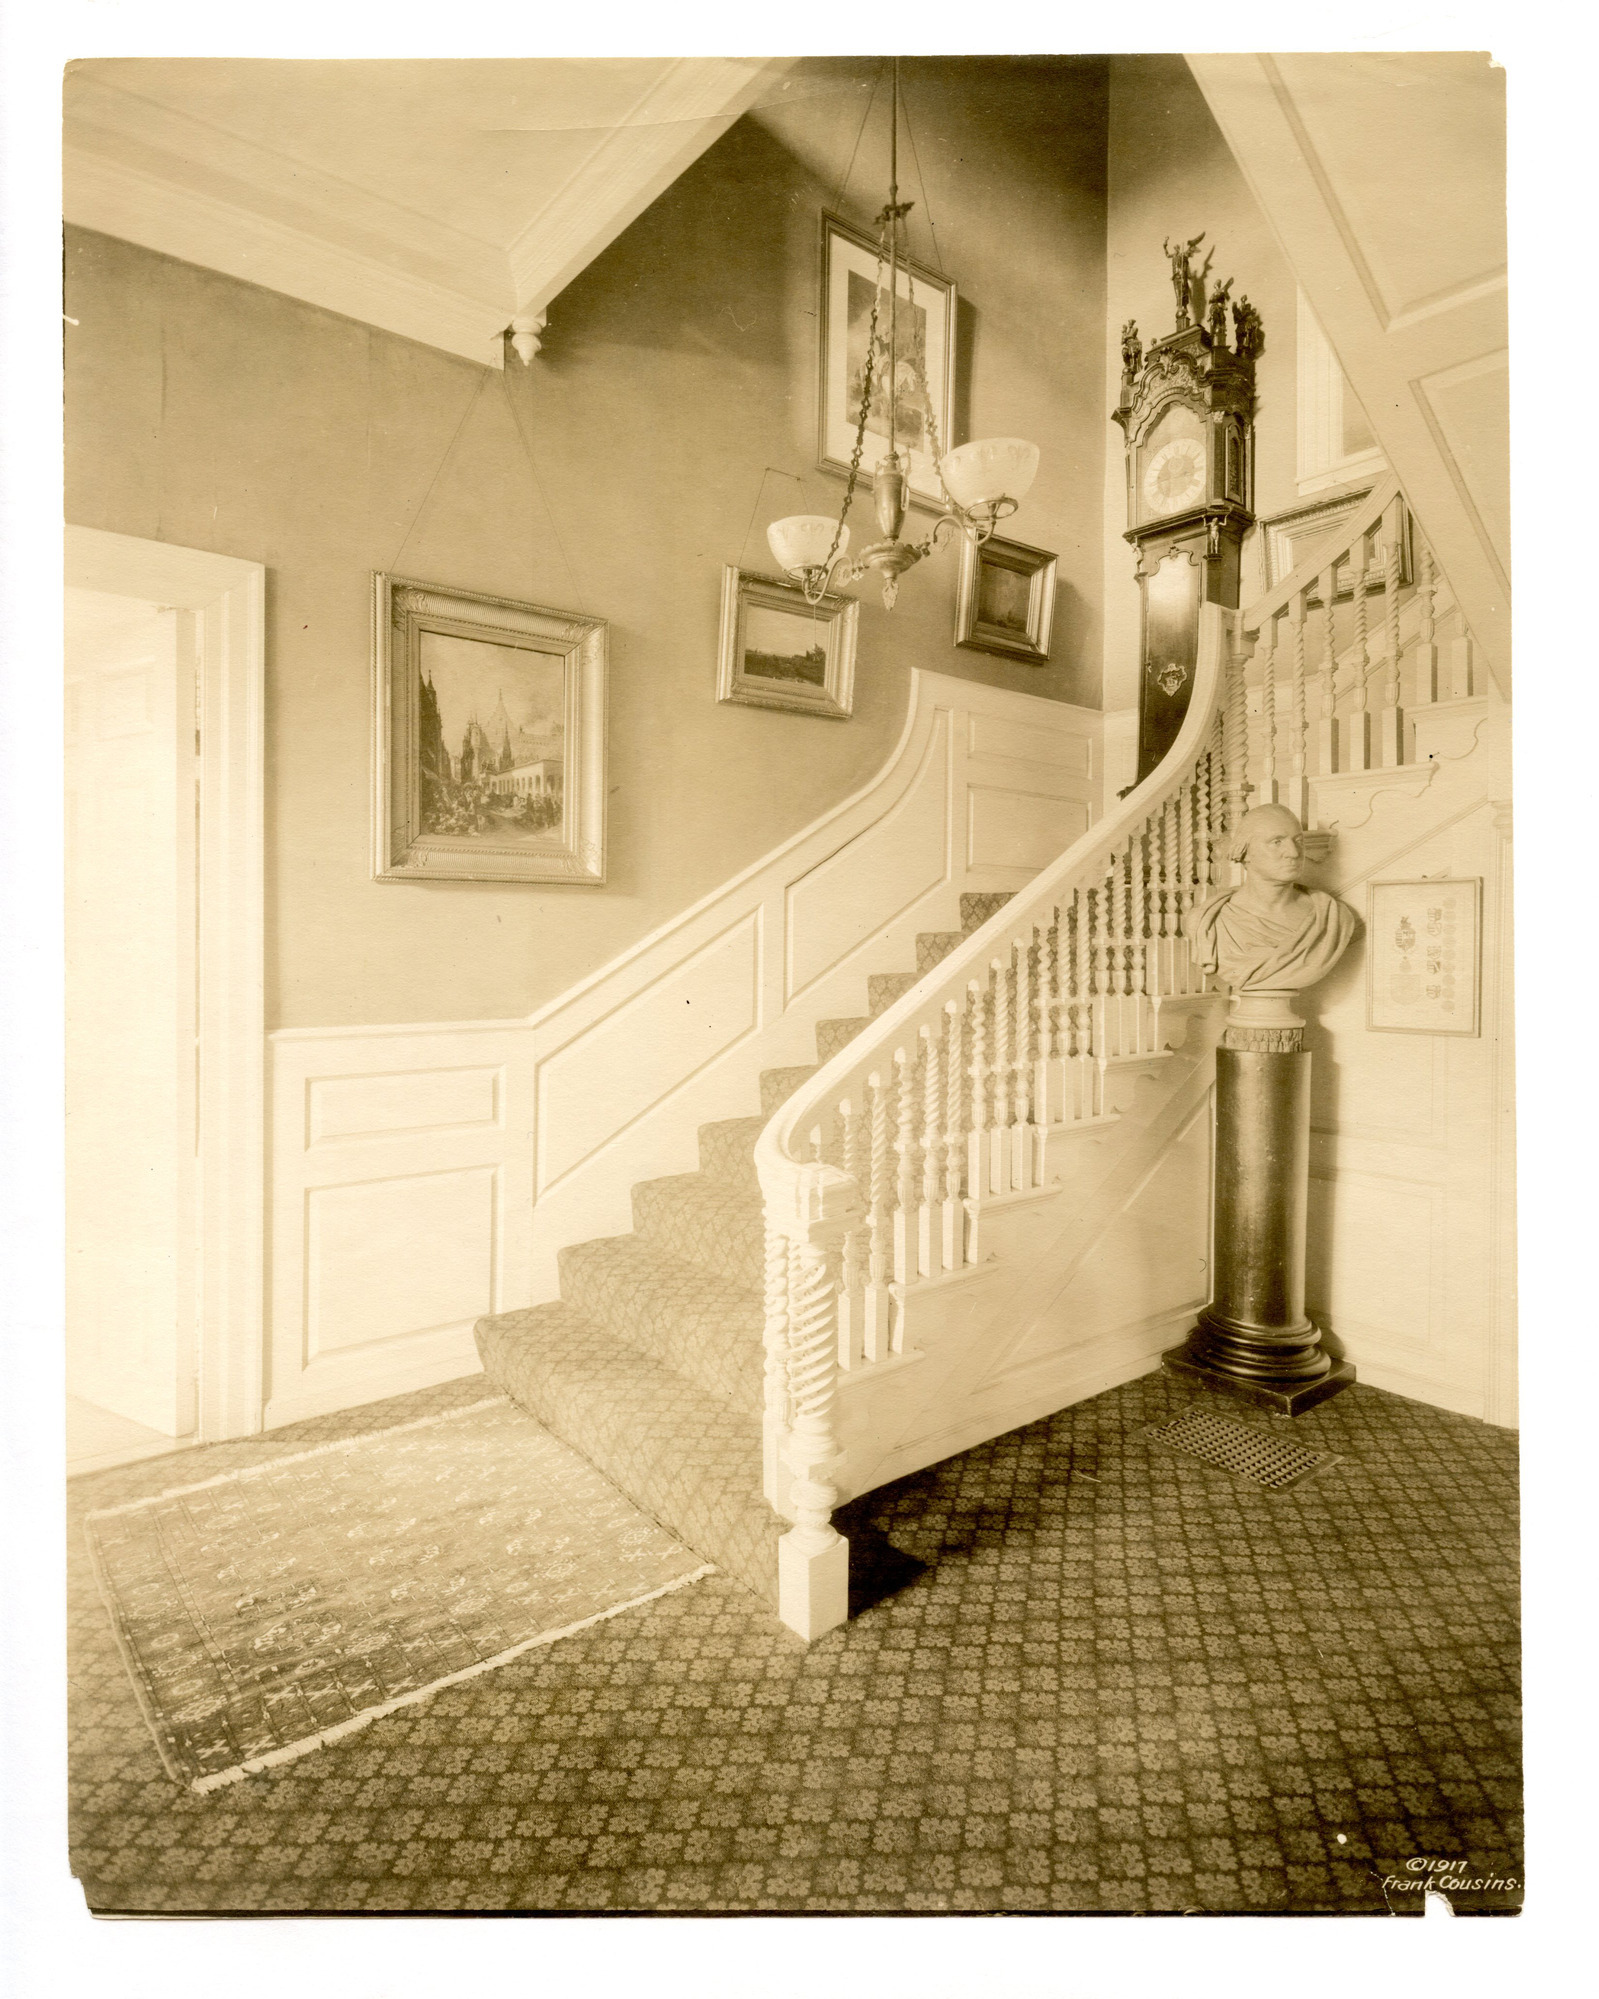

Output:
xmin=965 ymin=977 xmax=992 ymax=1212
xmin=919 ymin=1025 xmax=942 ymax=1277
xmin=1259 ymin=612 xmax=1278 ymax=805
xmin=1379 ymin=500 xmax=1404 ymax=764
xmin=1073 ymin=886 xmax=1092 ymax=1115
xmin=892 ymin=1045 xmax=916 ymax=1290
xmin=990 ymin=956 xmax=1012 ymax=1193
xmin=1226 ymin=618 xmax=1251 ymax=832
xmin=1099 ymin=853 xmax=1118 ymax=1060
xmin=1290 ymin=588 xmax=1309 ymax=821
xmin=1318 ymin=560 xmax=1342 ymax=775
xmin=1345 ymin=539 xmax=1370 ymax=771
xmin=1414 ymin=537 xmax=1439 ymax=705
xmin=1132 ymin=821 xmax=1150 ymax=1048
xmin=836 ymin=1098 xmax=866 ymax=1367
xmin=761 ymin=1217 xmax=794 ymax=1494
xmin=862 ymin=1071 xmax=892 ymax=1363
xmin=1193 ymin=756 xmax=1213 ymax=995
xmin=943 ymin=1000 xmax=965 ymax=1270
xmin=1038 ymin=913 xmax=1060 ymax=1129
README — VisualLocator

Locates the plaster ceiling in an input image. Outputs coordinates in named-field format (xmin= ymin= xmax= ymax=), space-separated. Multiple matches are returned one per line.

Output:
xmin=63 ymin=57 xmax=801 ymax=367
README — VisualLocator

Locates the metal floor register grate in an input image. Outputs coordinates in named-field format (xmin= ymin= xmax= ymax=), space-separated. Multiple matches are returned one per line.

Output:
xmin=1149 ymin=1407 xmax=1338 ymax=1490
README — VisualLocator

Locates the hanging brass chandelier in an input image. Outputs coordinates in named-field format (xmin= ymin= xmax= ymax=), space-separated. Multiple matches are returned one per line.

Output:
xmin=767 ymin=58 xmax=1040 ymax=611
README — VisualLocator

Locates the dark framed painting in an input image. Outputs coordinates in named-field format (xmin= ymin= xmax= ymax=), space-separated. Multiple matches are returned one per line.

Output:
xmin=716 ymin=566 xmax=858 ymax=721
xmin=372 ymin=574 xmax=607 ymax=884
xmin=818 ymin=212 xmax=956 ymax=508
xmin=954 ymin=534 xmax=1057 ymax=662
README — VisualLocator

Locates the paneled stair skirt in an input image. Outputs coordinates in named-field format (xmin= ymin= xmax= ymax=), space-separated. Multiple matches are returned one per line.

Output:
xmin=476 ymin=893 xmax=1013 ymax=1609
xmin=85 ymin=1398 xmax=710 ymax=1792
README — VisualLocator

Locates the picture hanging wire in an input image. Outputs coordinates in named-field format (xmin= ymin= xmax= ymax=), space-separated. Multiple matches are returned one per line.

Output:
xmin=737 ymin=467 xmax=827 ymax=622
xmin=386 ymin=370 xmax=492 ymax=574
xmin=831 ymin=59 xmax=886 ymax=215
xmin=497 ymin=370 xmax=588 ymax=611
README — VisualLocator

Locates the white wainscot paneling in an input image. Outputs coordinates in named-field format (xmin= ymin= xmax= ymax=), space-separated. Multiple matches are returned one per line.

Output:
xmin=536 ymin=912 xmax=761 ymax=1195
xmin=307 ymin=1064 xmax=502 ymax=1145
xmin=306 ymin=1166 xmax=499 ymax=1359
xmin=1308 ymin=1168 xmax=1441 ymax=1351
xmin=968 ymin=787 xmax=1092 ymax=875
xmin=784 ymin=714 xmax=949 ymax=1001
xmin=268 ymin=1025 xmax=534 ymax=1427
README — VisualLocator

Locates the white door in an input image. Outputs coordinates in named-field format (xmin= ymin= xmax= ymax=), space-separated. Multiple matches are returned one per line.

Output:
xmin=65 ymin=587 xmax=199 ymax=1437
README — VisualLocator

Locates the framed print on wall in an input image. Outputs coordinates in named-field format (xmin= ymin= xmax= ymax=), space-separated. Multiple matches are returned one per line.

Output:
xmin=819 ymin=212 xmax=956 ymax=508
xmin=955 ymin=534 xmax=1057 ymax=663
xmin=373 ymin=574 xmax=607 ymax=885
xmin=716 ymin=565 xmax=858 ymax=721
xmin=1366 ymin=878 xmax=1482 ymax=1035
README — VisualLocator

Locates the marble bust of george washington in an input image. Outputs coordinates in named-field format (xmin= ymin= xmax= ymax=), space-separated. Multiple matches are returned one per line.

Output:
xmin=1189 ymin=803 xmax=1359 ymax=994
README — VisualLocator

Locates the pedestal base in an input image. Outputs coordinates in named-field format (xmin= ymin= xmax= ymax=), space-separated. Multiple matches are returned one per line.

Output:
xmin=1162 ymin=1341 xmax=1356 ymax=1416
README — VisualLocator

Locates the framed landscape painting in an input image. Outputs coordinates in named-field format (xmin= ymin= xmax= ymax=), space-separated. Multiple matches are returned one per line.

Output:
xmin=955 ymin=534 xmax=1057 ymax=662
xmin=716 ymin=566 xmax=858 ymax=720
xmin=818 ymin=212 xmax=956 ymax=507
xmin=373 ymin=575 xmax=607 ymax=884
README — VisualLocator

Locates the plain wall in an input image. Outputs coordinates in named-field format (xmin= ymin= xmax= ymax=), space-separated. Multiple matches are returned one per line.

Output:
xmin=1101 ymin=54 xmax=1300 ymax=759
xmin=64 ymin=56 xmax=1108 ymax=1032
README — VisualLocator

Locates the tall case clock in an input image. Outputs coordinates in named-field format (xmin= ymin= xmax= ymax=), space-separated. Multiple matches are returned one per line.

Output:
xmin=1114 ymin=239 xmax=1262 ymax=784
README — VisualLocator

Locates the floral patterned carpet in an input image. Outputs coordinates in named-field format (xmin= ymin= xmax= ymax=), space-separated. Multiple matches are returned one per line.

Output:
xmin=69 ymin=1369 xmax=1521 ymax=1914
xmin=84 ymin=1396 xmax=709 ymax=1790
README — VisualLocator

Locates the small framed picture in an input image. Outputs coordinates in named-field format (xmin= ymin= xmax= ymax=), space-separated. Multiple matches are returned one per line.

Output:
xmin=716 ymin=566 xmax=858 ymax=721
xmin=955 ymin=534 xmax=1058 ymax=662
xmin=1366 ymin=878 xmax=1481 ymax=1035
xmin=373 ymin=574 xmax=607 ymax=885
xmin=819 ymin=212 xmax=956 ymax=507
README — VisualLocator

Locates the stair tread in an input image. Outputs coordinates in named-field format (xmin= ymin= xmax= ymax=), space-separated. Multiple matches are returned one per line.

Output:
xmin=559 ymin=1231 xmax=764 ymax=1411
xmin=632 ymin=1171 xmax=763 ymax=1292
xmin=476 ymin=1302 xmax=784 ymax=1607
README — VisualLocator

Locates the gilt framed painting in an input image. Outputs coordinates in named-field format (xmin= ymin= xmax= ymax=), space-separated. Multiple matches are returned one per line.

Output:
xmin=372 ymin=574 xmax=607 ymax=884
xmin=1366 ymin=878 xmax=1481 ymax=1035
xmin=954 ymin=533 xmax=1057 ymax=662
xmin=715 ymin=566 xmax=857 ymax=721
xmin=818 ymin=212 xmax=956 ymax=507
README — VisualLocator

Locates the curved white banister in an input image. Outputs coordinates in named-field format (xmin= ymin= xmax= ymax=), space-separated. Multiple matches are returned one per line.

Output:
xmin=757 ymin=478 xmax=1474 ymax=1645
xmin=757 ymin=604 xmax=1233 ymax=1187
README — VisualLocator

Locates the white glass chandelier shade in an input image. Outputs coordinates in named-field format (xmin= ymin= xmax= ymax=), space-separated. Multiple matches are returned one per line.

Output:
xmin=767 ymin=515 xmax=849 ymax=576
xmin=938 ymin=437 xmax=1040 ymax=512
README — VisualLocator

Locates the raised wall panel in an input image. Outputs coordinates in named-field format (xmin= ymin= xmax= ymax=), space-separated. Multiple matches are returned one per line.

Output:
xmin=1416 ymin=350 xmax=1511 ymax=575
xmin=536 ymin=912 xmax=760 ymax=1193
xmin=968 ymin=788 xmax=1091 ymax=875
xmin=968 ymin=711 xmax=1094 ymax=777
xmin=1310 ymin=1030 xmax=1441 ymax=1145
xmin=1307 ymin=1169 xmax=1440 ymax=1347
xmin=305 ymin=1165 xmax=498 ymax=1360
xmin=785 ymin=715 xmax=949 ymax=1000
xmin=306 ymin=1064 xmax=502 ymax=1146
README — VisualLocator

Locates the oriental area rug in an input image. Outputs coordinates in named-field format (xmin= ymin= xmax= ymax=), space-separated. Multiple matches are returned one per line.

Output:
xmin=84 ymin=1397 xmax=711 ymax=1793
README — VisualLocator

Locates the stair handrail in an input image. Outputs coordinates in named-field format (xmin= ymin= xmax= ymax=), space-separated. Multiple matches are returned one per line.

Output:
xmin=755 ymin=599 xmax=1239 ymax=1640
xmin=1238 ymin=473 xmax=1401 ymax=637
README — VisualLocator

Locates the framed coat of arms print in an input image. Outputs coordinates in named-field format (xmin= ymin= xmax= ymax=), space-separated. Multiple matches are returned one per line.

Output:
xmin=372 ymin=575 xmax=607 ymax=885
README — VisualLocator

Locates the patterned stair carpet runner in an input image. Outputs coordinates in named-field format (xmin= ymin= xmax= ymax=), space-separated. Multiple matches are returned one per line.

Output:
xmin=84 ymin=1397 xmax=711 ymax=1793
xmin=475 ymin=892 xmax=1015 ymax=1604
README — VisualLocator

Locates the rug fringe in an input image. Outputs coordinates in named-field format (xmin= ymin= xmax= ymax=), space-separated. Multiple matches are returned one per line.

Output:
xmin=188 ymin=1563 xmax=716 ymax=1795
xmin=85 ymin=1397 xmax=512 ymax=1519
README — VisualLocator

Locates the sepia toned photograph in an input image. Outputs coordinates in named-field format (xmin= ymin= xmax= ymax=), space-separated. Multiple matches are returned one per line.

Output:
xmin=36 ymin=37 xmax=1532 ymax=1949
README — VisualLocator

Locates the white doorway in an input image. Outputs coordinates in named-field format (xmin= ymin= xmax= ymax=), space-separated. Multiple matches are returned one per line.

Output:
xmin=64 ymin=529 xmax=265 ymax=1474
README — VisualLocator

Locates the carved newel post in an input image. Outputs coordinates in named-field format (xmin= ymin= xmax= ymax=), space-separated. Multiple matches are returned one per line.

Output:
xmin=1164 ymin=804 xmax=1361 ymax=1414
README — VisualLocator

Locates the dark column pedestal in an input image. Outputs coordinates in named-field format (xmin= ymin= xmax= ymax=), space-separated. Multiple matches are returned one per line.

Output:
xmin=1163 ymin=990 xmax=1355 ymax=1416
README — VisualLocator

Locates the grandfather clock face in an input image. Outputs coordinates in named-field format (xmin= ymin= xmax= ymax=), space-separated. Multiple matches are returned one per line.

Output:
xmin=1137 ymin=402 xmax=1207 ymax=523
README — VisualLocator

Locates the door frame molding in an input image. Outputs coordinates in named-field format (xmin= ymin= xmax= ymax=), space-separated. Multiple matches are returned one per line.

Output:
xmin=66 ymin=526 xmax=266 ymax=1439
